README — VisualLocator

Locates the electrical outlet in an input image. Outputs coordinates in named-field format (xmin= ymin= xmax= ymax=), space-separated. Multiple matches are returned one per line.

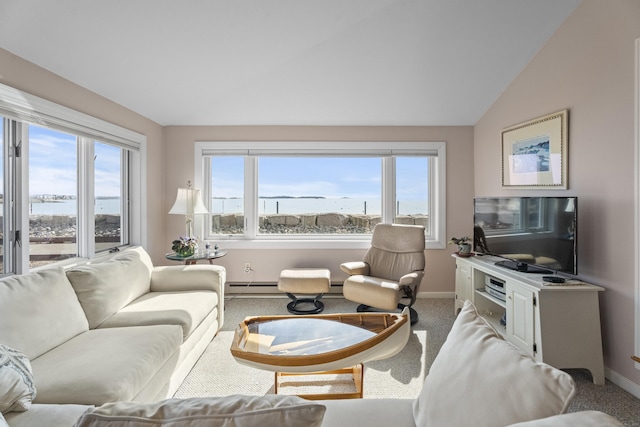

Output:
xmin=244 ymin=263 xmax=252 ymax=273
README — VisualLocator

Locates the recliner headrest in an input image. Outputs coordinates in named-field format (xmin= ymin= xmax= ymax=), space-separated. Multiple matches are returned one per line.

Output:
xmin=371 ymin=223 xmax=425 ymax=253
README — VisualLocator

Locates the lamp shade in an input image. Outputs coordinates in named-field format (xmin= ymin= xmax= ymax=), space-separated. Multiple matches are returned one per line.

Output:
xmin=169 ymin=188 xmax=209 ymax=215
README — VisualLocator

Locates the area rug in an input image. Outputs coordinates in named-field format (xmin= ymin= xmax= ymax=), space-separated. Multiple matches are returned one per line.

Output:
xmin=173 ymin=296 xmax=640 ymax=426
xmin=174 ymin=297 xmax=456 ymax=399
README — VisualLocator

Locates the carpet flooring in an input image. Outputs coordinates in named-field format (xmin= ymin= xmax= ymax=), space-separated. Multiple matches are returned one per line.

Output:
xmin=174 ymin=296 xmax=640 ymax=426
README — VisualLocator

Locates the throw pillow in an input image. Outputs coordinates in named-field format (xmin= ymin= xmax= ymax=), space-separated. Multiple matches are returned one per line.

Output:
xmin=74 ymin=395 xmax=326 ymax=427
xmin=0 ymin=267 xmax=89 ymax=360
xmin=412 ymin=300 xmax=576 ymax=427
xmin=0 ymin=345 xmax=36 ymax=414
xmin=66 ymin=249 xmax=152 ymax=328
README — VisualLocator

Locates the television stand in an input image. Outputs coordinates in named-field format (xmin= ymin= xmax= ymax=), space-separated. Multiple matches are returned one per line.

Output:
xmin=453 ymin=254 xmax=605 ymax=385
xmin=495 ymin=260 xmax=552 ymax=275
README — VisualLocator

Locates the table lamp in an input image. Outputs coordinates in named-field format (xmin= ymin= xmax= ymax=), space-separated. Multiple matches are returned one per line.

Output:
xmin=169 ymin=181 xmax=209 ymax=239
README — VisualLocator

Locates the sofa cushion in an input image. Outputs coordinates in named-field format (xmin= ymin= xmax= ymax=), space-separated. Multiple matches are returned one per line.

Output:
xmin=98 ymin=291 xmax=218 ymax=341
xmin=0 ymin=267 xmax=89 ymax=359
xmin=31 ymin=325 xmax=182 ymax=405
xmin=0 ymin=345 xmax=36 ymax=414
xmin=74 ymin=395 xmax=326 ymax=427
xmin=412 ymin=300 xmax=576 ymax=427
xmin=66 ymin=249 xmax=153 ymax=328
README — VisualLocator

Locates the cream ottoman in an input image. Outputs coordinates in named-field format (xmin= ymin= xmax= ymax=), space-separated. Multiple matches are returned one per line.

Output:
xmin=278 ymin=268 xmax=331 ymax=314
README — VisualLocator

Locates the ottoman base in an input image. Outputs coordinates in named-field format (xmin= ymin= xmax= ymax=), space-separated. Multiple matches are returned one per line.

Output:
xmin=286 ymin=293 xmax=325 ymax=314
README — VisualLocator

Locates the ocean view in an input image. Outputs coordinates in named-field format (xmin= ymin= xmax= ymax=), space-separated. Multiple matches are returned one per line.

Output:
xmin=22 ymin=197 xmax=428 ymax=216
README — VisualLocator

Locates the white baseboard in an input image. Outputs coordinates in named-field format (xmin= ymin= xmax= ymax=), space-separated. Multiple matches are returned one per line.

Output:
xmin=605 ymin=367 xmax=640 ymax=399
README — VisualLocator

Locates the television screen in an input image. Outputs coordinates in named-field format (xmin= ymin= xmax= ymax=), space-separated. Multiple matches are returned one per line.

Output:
xmin=473 ymin=197 xmax=577 ymax=275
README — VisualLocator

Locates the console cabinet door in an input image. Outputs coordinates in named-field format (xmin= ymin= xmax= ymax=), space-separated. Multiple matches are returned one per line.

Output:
xmin=455 ymin=260 xmax=472 ymax=314
xmin=506 ymin=282 xmax=535 ymax=358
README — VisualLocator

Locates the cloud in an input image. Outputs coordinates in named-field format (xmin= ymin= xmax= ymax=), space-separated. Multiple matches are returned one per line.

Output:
xmin=29 ymin=166 xmax=77 ymax=195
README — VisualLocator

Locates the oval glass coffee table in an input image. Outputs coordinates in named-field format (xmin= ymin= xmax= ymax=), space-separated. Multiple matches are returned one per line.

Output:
xmin=230 ymin=309 xmax=410 ymax=399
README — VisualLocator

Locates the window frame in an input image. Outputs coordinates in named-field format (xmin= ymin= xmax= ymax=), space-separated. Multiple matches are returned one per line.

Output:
xmin=194 ymin=141 xmax=446 ymax=250
xmin=0 ymin=83 xmax=146 ymax=274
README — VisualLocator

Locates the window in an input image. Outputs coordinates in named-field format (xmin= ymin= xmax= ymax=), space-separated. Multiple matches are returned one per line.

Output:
xmin=211 ymin=156 xmax=244 ymax=235
xmin=395 ymin=156 xmax=429 ymax=229
xmin=0 ymin=83 xmax=145 ymax=274
xmin=257 ymin=156 xmax=381 ymax=235
xmin=28 ymin=125 xmax=78 ymax=267
xmin=94 ymin=141 xmax=128 ymax=252
xmin=196 ymin=141 xmax=446 ymax=249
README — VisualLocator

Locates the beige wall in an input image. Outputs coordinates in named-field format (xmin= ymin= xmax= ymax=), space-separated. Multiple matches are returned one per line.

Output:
xmin=0 ymin=48 xmax=167 ymax=262
xmin=0 ymin=47 xmax=475 ymax=294
xmin=163 ymin=126 xmax=474 ymax=293
xmin=474 ymin=0 xmax=640 ymax=387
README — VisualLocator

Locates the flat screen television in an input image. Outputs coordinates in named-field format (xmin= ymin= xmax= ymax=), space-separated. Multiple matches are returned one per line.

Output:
xmin=473 ymin=197 xmax=577 ymax=275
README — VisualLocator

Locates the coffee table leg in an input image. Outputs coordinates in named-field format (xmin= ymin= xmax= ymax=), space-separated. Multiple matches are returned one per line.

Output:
xmin=353 ymin=363 xmax=363 ymax=398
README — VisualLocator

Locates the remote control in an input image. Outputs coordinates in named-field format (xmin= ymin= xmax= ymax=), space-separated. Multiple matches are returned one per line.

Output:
xmin=542 ymin=276 xmax=565 ymax=284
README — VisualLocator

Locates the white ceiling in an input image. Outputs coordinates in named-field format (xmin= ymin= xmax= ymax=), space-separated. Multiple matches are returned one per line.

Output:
xmin=0 ymin=0 xmax=581 ymax=126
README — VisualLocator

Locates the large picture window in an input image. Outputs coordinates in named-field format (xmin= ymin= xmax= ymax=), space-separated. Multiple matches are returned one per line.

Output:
xmin=196 ymin=141 xmax=446 ymax=249
xmin=0 ymin=83 xmax=145 ymax=274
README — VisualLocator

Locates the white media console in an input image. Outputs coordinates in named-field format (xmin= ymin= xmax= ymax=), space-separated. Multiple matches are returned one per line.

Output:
xmin=454 ymin=254 xmax=605 ymax=385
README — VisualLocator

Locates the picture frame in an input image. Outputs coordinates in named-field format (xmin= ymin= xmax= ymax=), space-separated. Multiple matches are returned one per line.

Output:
xmin=501 ymin=109 xmax=568 ymax=189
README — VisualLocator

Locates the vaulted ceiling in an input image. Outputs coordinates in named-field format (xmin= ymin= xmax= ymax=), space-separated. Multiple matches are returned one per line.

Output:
xmin=0 ymin=0 xmax=581 ymax=126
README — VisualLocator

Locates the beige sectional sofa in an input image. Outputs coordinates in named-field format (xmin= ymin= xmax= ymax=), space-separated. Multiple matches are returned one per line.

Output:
xmin=0 ymin=246 xmax=225 ymax=413
xmin=3 ymin=297 xmax=623 ymax=426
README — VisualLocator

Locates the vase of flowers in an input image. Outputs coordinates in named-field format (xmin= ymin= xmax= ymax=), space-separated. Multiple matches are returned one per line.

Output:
xmin=448 ymin=236 xmax=472 ymax=256
xmin=172 ymin=236 xmax=198 ymax=257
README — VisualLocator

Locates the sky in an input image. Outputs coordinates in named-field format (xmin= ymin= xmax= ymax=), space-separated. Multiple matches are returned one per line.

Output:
xmin=28 ymin=124 xmax=121 ymax=197
xmin=20 ymin=124 xmax=428 ymax=201
xmin=211 ymin=156 xmax=429 ymax=200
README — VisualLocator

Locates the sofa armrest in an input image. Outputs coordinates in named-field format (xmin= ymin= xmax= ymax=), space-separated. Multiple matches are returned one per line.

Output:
xmin=340 ymin=262 xmax=369 ymax=276
xmin=150 ymin=265 xmax=226 ymax=295
xmin=5 ymin=404 xmax=92 ymax=427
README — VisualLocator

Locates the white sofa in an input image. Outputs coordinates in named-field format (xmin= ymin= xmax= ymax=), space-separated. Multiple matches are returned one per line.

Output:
xmin=0 ymin=246 xmax=225 ymax=414
xmin=2 ymin=300 xmax=622 ymax=427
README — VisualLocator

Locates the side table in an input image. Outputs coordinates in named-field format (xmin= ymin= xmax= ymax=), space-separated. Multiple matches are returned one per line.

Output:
xmin=165 ymin=249 xmax=227 ymax=265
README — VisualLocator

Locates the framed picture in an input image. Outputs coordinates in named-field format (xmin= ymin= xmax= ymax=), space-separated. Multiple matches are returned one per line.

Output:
xmin=501 ymin=109 xmax=568 ymax=189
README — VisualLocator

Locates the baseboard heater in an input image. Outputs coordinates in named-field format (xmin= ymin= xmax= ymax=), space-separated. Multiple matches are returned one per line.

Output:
xmin=227 ymin=282 xmax=343 ymax=293
xmin=228 ymin=282 xmax=277 ymax=288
